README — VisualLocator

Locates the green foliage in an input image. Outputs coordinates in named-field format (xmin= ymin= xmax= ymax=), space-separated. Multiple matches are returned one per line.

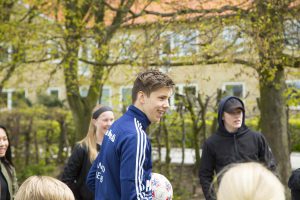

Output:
xmin=17 ymin=162 xmax=56 ymax=183
xmin=150 ymin=110 xmax=196 ymax=149
xmin=289 ymin=116 xmax=300 ymax=152
xmin=0 ymin=105 xmax=75 ymax=183
xmin=37 ymin=94 xmax=64 ymax=108
xmin=285 ymin=84 xmax=300 ymax=107
xmin=246 ymin=117 xmax=260 ymax=131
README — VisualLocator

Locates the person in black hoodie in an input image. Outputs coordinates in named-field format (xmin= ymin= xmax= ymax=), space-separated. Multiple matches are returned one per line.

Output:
xmin=61 ymin=104 xmax=114 ymax=200
xmin=199 ymin=96 xmax=276 ymax=200
xmin=288 ymin=168 xmax=300 ymax=200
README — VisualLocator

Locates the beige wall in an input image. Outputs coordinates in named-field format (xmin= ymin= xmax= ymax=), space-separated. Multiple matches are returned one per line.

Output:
xmin=1 ymin=62 xmax=299 ymax=116
xmin=1 ymin=62 xmax=66 ymax=104
xmin=168 ymin=64 xmax=260 ymax=115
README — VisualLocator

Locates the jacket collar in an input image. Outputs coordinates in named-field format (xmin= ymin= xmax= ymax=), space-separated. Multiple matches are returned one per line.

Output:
xmin=127 ymin=105 xmax=151 ymax=130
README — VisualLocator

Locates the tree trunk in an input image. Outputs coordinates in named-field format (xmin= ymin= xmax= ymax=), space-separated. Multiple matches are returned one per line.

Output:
xmin=62 ymin=0 xmax=97 ymax=141
xmin=57 ymin=117 xmax=67 ymax=164
xmin=24 ymin=118 xmax=33 ymax=165
xmin=68 ymin=100 xmax=92 ymax=141
xmin=162 ymin=117 xmax=171 ymax=177
xmin=253 ymin=1 xmax=291 ymax=190
xmin=34 ymin=130 xmax=39 ymax=164
xmin=45 ymin=129 xmax=52 ymax=165
xmin=259 ymin=67 xmax=291 ymax=185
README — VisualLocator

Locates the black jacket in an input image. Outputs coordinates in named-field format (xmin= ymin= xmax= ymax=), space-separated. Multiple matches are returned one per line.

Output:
xmin=288 ymin=168 xmax=300 ymax=200
xmin=61 ymin=143 xmax=99 ymax=200
xmin=199 ymin=96 xmax=276 ymax=200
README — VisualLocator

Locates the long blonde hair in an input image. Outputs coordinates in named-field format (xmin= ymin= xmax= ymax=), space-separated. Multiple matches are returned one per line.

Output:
xmin=15 ymin=176 xmax=74 ymax=200
xmin=78 ymin=104 xmax=103 ymax=162
xmin=217 ymin=162 xmax=285 ymax=200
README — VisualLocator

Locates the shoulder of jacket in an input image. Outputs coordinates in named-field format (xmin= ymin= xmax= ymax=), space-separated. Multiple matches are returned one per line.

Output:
xmin=206 ymin=133 xmax=222 ymax=142
xmin=248 ymin=130 xmax=264 ymax=138
xmin=74 ymin=143 xmax=87 ymax=150
xmin=113 ymin=117 xmax=138 ymax=134
xmin=71 ymin=144 xmax=88 ymax=158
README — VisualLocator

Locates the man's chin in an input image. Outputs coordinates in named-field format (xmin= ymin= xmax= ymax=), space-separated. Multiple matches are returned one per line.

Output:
xmin=151 ymin=118 xmax=161 ymax=123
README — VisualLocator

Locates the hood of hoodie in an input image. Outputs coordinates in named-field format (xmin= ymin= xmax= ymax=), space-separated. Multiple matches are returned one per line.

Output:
xmin=217 ymin=96 xmax=248 ymax=136
xmin=289 ymin=169 xmax=300 ymax=190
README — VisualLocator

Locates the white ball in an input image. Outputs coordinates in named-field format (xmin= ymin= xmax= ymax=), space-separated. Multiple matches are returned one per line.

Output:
xmin=151 ymin=172 xmax=173 ymax=200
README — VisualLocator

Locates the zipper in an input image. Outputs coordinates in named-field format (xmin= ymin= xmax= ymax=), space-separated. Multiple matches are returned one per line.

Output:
xmin=233 ymin=134 xmax=239 ymax=158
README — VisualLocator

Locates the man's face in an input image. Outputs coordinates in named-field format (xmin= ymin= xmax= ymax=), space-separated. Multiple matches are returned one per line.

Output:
xmin=142 ymin=87 xmax=173 ymax=123
xmin=223 ymin=108 xmax=243 ymax=133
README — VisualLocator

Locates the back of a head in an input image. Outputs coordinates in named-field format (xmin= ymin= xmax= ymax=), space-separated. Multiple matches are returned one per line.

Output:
xmin=217 ymin=162 xmax=285 ymax=200
xmin=15 ymin=175 xmax=75 ymax=200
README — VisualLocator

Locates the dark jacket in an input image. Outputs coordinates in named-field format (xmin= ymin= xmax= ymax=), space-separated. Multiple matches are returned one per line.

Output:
xmin=0 ymin=161 xmax=18 ymax=200
xmin=288 ymin=168 xmax=300 ymax=200
xmin=61 ymin=143 xmax=98 ymax=200
xmin=199 ymin=96 xmax=276 ymax=200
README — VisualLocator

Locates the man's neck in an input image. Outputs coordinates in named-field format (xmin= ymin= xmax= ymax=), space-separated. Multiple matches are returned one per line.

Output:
xmin=225 ymin=126 xmax=238 ymax=133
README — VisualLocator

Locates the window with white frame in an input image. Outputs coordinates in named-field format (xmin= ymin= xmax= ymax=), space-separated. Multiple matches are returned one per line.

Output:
xmin=120 ymin=87 xmax=132 ymax=111
xmin=171 ymin=84 xmax=198 ymax=108
xmin=160 ymin=29 xmax=198 ymax=57
xmin=222 ymin=82 xmax=245 ymax=98
xmin=221 ymin=26 xmax=245 ymax=52
xmin=175 ymin=30 xmax=199 ymax=56
xmin=0 ymin=89 xmax=27 ymax=110
xmin=286 ymin=80 xmax=300 ymax=109
xmin=79 ymin=86 xmax=111 ymax=106
xmin=284 ymin=19 xmax=300 ymax=49
xmin=47 ymin=87 xmax=60 ymax=99
xmin=99 ymin=87 xmax=111 ymax=106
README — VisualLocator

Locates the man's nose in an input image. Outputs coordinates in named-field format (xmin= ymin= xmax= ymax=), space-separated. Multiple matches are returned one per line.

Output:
xmin=163 ymin=99 xmax=170 ymax=108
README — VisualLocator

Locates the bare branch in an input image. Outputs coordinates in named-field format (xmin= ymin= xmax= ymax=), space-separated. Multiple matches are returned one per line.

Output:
xmin=79 ymin=57 xmax=254 ymax=68
xmin=144 ymin=4 xmax=249 ymax=18
xmin=124 ymin=1 xmax=156 ymax=22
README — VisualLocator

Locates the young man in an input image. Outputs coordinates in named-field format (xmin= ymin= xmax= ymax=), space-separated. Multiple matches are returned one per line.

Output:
xmin=86 ymin=69 xmax=175 ymax=200
xmin=199 ymin=96 xmax=276 ymax=200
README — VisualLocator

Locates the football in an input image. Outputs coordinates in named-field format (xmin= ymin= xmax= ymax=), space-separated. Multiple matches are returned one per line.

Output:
xmin=151 ymin=172 xmax=173 ymax=200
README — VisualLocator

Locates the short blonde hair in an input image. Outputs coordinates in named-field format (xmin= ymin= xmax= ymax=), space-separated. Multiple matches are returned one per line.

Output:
xmin=15 ymin=175 xmax=75 ymax=200
xmin=217 ymin=162 xmax=285 ymax=200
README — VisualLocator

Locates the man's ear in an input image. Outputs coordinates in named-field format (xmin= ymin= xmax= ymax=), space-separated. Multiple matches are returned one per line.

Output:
xmin=137 ymin=91 xmax=145 ymax=104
